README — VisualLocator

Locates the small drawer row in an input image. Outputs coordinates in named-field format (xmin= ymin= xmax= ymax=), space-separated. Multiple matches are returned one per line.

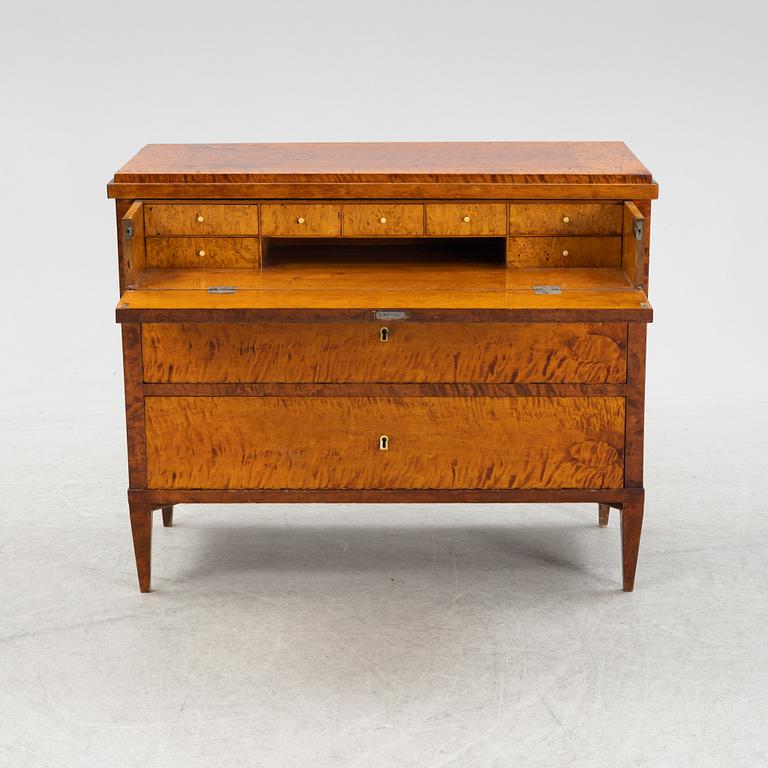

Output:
xmin=143 ymin=234 xmax=623 ymax=270
xmin=142 ymin=202 xmax=624 ymax=238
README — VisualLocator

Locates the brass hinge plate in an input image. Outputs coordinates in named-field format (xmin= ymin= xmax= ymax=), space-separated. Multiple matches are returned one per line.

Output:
xmin=208 ymin=286 xmax=236 ymax=294
xmin=533 ymin=285 xmax=561 ymax=295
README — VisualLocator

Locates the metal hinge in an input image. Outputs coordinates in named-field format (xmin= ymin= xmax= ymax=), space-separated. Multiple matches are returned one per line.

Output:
xmin=208 ymin=286 xmax=236 ymax=294
xmin=533 ymin=285 xmax=561 ymax=295
xmin=123 ymin=221 xmax=134 ymax=241
xmin=374 ymin=310 xmax=408 ymax=320
xmin=633 ymin=219 xmax=645 ymax=241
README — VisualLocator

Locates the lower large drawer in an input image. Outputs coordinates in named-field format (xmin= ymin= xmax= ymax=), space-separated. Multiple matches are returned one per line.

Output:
xmin=145 ymin=396 xmax=625 ymax=490
xmin=141 ymin=322 xmax=628 ymax=383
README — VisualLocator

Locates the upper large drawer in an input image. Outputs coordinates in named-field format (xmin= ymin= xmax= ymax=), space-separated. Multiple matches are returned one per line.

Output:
xmin=509 ymin=203 xmax=622 ymax=235
xmin=144 ymin=204 xmax=259 ymax=235
xmin=142 ymin=322 xmax=628 ymax=384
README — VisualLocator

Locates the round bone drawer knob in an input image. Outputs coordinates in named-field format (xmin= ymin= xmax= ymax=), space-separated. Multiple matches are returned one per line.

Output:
xmin=463 ymin=216 xmax=471 ymax=223
xmin=380 ymin=217 xmax=387 ymax=224
xmin=198 ymin=249 xmax=206 ymax=257
xmin=563 ymin=216 xmax=570 ymax=223
xmin=562 ymin=250 xmax=569 ymax=257
xmin=297 ymin=217 xmax=305 ymax=224
xmin=197 ymin=215 xmax=204 ymax=223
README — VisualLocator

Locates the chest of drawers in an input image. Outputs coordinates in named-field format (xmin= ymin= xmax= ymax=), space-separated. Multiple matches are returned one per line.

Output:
xmin=109 ymin=142 xmax=657 ymax=592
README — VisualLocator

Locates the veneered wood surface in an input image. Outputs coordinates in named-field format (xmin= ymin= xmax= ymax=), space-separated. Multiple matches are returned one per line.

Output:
xmin=130 ymin=487 xmax=644 ymax=505
xmin=143 ymin=382 xmax=627 ymax=397
xmin=114 ymin=142 xmax=653 ymax=184
xmin=144 ymin=203 xmax=259 ymax=235
xmin=622 ymin=201 xmax=646 ymax=287
xmin=135 ymin=266 xmax=633 ymax=292
xmin=109 ymin=181 xmax=659 ymax=200
xmin=121 ymin=324 xmax=147 ymax=487
xmin=144 ymin=396 xmax=626 ymax=490
xmin=507 ymin=237 xmax=622 ymax=268
xmin=343 ymin=204 xmax=423 ymax=237
xmin=621 ymin=500 xmax=644 ymax=591
xmin=509 ymin=203 xmax=622 ymax=235
xmin=121 ymin=202 xmax=145 ymax=289
xmin=117 ymin=286 xmax=652 ymax=322
xmin=261 ymin=204 xmax=341 ymax=236
xmin=624 ymin=323 xmax=648 ymax=487
xmin=141 ymin=322 xmax=628 ymax=384
xmin=129 ymin=504 xmax=152 ymax=592
xmin=636 ymin=200 xmax=651 ymax=293
xmin=426 ymin=204 xmax=507 ymax=236
xmin=145 ymin=237 xmax=259 ymax=268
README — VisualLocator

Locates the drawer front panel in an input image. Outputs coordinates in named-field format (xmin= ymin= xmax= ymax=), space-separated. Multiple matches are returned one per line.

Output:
xmin=426 ymin=203 xmax=507 ymax=236
xmin=343 ymin=204 xmax=424 ymax=236
xmin=145 ymin=237 xmax=259 ymax=268
xmin=507 ymin=236 xmax=621 ymax=268
xmin=509 ymin=204 xmax=622 ymax=235
xmin=261 ymin=204 xmax=341 ymax=237
xmin=142 ymin=322 xmax=628 ymax=384
xmin=145 ymin=396 xmax=625 ymax=490
xmin=144 ymin=204 xmax=259 ymax=235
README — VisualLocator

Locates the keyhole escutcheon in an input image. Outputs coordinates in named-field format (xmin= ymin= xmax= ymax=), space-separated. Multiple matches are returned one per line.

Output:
xmin=379 ymin=327 xmax=389 ymax=342
xmin=379 ymin=435 xmax=389 ymax=451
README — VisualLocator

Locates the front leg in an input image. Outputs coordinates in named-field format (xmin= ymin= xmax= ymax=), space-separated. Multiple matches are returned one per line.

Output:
xmin=129 ymin=503 xmax=153 ymax=593
xmin=620 ymin=500 xmax=644 ymax=592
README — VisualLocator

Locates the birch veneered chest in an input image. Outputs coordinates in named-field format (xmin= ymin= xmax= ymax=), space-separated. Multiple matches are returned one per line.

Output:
xmin=109 ymin=141 xmax=657 ymax=592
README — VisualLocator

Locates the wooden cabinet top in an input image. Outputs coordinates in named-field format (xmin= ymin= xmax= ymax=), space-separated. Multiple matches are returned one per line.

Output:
xmin=108 ymin=142 xmax=657 ymax=200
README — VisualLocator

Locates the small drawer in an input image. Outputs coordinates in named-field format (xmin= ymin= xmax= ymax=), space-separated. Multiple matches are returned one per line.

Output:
xmin=343 ymin=204 xmax=424 ymax=237
xmin=144 ymin=204 xmax=259 ymax=236
xmin=145 ymin=395 xmax=625 ymax=490
xmin=507 ymin=236 xmax=621 ymax=268
xmin=145 ymin=237 xmax=259 ymax=268
xmin=142 ymin=322 xmax=627 ymax=384
xmin=261 ymin=204 xmax=341 ymax=237
xmin=509 ymin=204 xmax=622 ymax=235
xmin=426 ymin=204 xmax=507 ymax=236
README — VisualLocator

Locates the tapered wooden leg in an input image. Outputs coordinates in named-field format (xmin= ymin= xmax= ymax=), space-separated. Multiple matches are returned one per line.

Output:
xmin=162 ymin=505 xmax=174 ymax=528
xmin=129 ymin=504 xmax=153 ymax=593
xmin=620 ymin=500 xmax=644 ymax=592
xmin=598 ymin=503 xmax=610 ymax=527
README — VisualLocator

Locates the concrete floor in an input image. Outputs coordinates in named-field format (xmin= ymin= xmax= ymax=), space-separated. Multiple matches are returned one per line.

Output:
xmin=1 ymin=394 xmax=767 ymax=767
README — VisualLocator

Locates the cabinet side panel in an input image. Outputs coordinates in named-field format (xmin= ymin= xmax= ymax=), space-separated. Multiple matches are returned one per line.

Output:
xmin=115 ymin=199 xmax=133 ymax=294
xmin=624 ymin=323 xmax=647 ymax=487
xmin=121 ymin=324 xmax=147 ymax=488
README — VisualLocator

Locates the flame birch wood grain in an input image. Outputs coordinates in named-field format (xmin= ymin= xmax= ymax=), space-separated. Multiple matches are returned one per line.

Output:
xmin=141 ymin=322 xmax=627 ymax=384
xmin=144 ymin=396 xmax=626 ymax=490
